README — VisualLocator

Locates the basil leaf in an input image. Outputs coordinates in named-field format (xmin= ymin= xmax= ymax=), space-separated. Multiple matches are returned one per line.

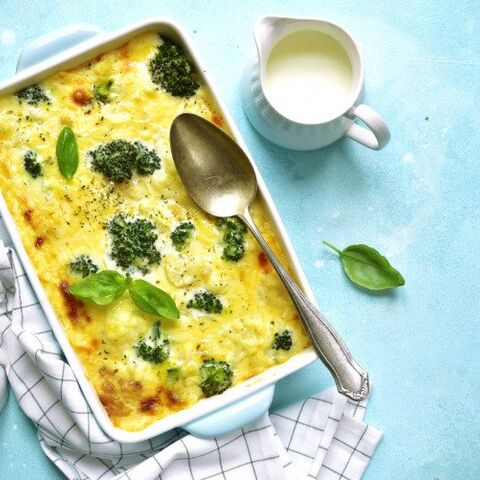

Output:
xmin=56 ymin=127 xmax=78 ymax=179
xmin=69 ymin=270 xmax=127 ymax=305
xmin=324 ymin=241 xmax=405 ymax=291
xmin=128 ymin=279 xmax=179 ymax=320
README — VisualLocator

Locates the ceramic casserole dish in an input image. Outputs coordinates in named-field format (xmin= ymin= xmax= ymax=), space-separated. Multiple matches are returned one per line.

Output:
xmin=0 ymin=18 xmax=318 ymax=443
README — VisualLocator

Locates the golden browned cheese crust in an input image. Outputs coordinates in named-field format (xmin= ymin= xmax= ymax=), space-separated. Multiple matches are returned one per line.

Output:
xmin=0 ymin=32 xmax=310 ymax=431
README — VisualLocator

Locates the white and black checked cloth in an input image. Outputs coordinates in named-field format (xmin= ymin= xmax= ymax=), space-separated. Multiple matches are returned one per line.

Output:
xmin=0 ymin=241 xmax=382 ymax=479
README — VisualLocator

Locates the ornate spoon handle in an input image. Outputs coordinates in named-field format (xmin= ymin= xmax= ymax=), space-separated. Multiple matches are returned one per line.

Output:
xmin=241 ymin=209 xmax=369 ymax=401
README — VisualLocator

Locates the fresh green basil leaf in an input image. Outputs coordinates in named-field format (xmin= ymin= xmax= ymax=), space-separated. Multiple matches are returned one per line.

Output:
xmin=128 ymin=279 xmax=179 ymax=320
xmin=324 ymin=241 xmax=405 ymax=291
xmin=56 ymin=127 xmax=78 ymax=179
xmin=69 ymin=270 xmax=127 ymax=305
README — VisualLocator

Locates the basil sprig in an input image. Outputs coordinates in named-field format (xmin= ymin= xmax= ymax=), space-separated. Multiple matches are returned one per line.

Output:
xmin=324 ymin=242 xmax=405 ymax=291
xmin=68 ymin=270 xmax=179 ymax=319
xmin=128 ymin=279 xmax=179 ymax=319
xmin=69 ymin=270 xmax=126 ymax=305
xmin=56 ymin=127 xmax=78 ymax=179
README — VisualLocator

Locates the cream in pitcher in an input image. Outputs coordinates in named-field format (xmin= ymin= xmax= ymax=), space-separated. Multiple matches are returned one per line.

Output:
xmin=241 ymin=16 xmax=391 ymax=150
xmin=265 ymin=30 xmax=354 ymax=123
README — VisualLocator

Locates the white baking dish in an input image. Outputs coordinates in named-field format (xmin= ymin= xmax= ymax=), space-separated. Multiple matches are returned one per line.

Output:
xmin=0 ymin=18 xmax=318 ymax=443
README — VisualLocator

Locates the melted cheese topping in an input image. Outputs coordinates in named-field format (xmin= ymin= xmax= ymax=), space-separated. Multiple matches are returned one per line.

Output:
xmin=0 ymin=32 xmax=310 ymax=431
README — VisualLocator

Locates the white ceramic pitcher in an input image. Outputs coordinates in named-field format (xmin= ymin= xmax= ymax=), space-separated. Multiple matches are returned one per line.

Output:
xmin=241 ymin=16 xmax=391 ymax=151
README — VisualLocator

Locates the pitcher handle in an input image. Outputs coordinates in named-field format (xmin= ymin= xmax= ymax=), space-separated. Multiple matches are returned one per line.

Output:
xmin=344 ymin=104 xmax=390 ymax=150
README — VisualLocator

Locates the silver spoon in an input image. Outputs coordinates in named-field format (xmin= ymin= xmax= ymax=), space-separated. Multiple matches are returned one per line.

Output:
xmin=169 ymin=113 xmax=369 ymax=401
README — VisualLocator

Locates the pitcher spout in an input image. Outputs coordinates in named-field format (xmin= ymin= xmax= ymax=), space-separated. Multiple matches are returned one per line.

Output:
xmin=254 ymin=16 xmax=299 ymax=70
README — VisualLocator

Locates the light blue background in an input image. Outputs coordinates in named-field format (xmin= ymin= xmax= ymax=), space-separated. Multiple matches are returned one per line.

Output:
xmin=0 ymin=1 xmax=479 ymax=479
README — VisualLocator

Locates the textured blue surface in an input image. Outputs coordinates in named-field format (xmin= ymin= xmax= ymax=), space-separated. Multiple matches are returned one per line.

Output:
xmin=0 ymin=1 xmax=479 ymax=479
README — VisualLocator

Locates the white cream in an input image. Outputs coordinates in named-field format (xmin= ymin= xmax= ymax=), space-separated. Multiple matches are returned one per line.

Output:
xmin=265 ymin=30 xmax=354 ymax=123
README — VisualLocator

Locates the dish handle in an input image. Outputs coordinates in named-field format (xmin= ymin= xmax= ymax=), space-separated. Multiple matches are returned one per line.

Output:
xmin=183 ymin=384 xmax=275 ymax=438
xmin=16 ymin=23 xmax=104 ymax=72
xmin=0 ymin=366 xmax=8 ymax=414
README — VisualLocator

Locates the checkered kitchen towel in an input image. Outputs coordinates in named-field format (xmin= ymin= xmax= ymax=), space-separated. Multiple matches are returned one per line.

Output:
xmin=0 ymin=241 xmax=382 ymax=480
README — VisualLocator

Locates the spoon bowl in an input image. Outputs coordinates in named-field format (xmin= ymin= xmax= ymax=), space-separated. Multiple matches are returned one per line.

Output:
xmin=170 ymin=113 xmax=256 ymax=217
xmin=169 ymin=113 xmax=369 ymax=401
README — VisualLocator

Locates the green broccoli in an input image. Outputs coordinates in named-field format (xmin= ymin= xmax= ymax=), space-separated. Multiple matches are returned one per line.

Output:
xmin=217 ymin=217 xmax=247 ymax=262
xmin=187 ymin=290 xmax=223 ymax=314
xmin=133 ymin=141 xmax=162 ymax=175
xmin=69 ymin=255 xmax=99 ymax=278
xmin=170 ymin=221 xmax=195 ymax=251
xmin=108 ymin=214 xmax=161 ymax=273
xmin=90 ymin=140 xmax=135 ymax=183
xmin=135 ymin=322 xmax=169 ymax=364
xmin=23 ymin=150 xmax=42 ymax=178
xmin=93 ymin=79 xmax=113 ymax=103
xmin=16 ymin=85 xmax=50 ymax=106
xmin=199 ymin=358 xmax=233 ymax=397
xmin=167 ymin=367 xmax=182 ymax=384
xmin=273 ymin=330 xmax=293 ymax=351
xmin=149 ymin=36 xmax=199 ymax=98
xmin=90 ymin=140 xmax=161 ymax=183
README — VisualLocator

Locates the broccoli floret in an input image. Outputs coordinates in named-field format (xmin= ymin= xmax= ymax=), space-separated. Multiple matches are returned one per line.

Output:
xmin=149 ymin=36 xmax=199 ymax=98
xmin=133 ymin=141 xmax=161 ymax=175
xmin=23 ymin=150 xmax=42 ymax=178
xmin=108 ymin=214 xmax=161 ymax=273
xmin=167 ymin=367 xmax=182 ymax=384
xmin=217 ymin=217 xmax=247 ymax=262
xmin=199 ymin=358 xmax=233 ymax=397
xmin=16 ymin=85 xmax=50 ymax=106
xmin=273 ymin=330 xmax=293 ymax=351
xmin=90 ymin=140 xmax=161 ymax=183
xmin=135 ymin=322 xmax=169 ymax=364
xmin=69 ymin=255 xmax=99 ymax=278
xmin=90 ymin=140 xmax=136 ymax=182
xmin=187 ymin=290 xmax=223 ymax=314
xmin=93 ymin=79 xmax=113 ymax=103
xmin=170 ymin=221 xmax=194 ymax=251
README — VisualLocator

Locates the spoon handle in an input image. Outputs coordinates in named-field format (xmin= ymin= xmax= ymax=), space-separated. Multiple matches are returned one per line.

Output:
xmin=241 ymin=209 xmax=369 ymax=401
